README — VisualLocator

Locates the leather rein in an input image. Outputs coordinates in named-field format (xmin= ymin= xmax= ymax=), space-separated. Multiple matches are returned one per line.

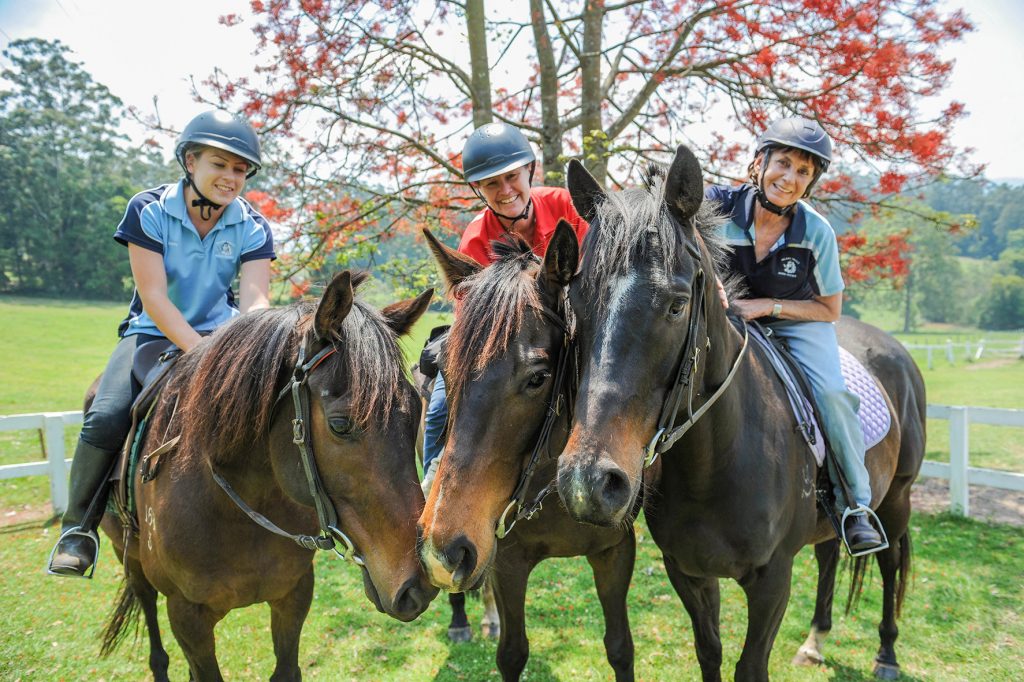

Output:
xmin=210 ymin=340 xmax=365 ymax=565
xmin=642 ymin=242 xmax=749 ymax=468
xmin=495 ymin=289 xmax=576 ymax=539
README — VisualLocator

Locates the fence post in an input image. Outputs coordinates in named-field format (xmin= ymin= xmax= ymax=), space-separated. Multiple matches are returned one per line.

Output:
xmin=945 ymin=339 xmax=954 ymax=365
xmin=43 ymin=414 xmax=69 ymax=515
xmin=926 ymin=347 xmax=934 ymax=370
xmin=948 ymin=406 xmax=969 ymax=517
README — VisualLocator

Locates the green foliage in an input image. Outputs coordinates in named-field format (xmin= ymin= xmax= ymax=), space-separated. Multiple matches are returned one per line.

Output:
xmin=0 ymin=38 xmax=166 ymax=299
xmin=924 ymin=178 xmax=1024 ymax=259
xmin=978 ymin=275 xmax=1024 ymax=330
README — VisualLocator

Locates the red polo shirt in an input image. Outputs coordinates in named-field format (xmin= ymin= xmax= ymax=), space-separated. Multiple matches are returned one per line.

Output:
xmin=457 ymin=186 xmax=589 ymax=265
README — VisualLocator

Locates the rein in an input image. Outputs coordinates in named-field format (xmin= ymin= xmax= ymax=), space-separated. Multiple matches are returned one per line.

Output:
xmin=495 ymin=289 xmax=575 ymax=539
xmin=210 ymin=340 xmax=365 ymax=565
xmin=642 ymin=246 xmax=750 ymax=468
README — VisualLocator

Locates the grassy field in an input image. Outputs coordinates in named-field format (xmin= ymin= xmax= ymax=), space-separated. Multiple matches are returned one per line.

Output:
xmin=1 ymin=295 xmax=1022 ymax=681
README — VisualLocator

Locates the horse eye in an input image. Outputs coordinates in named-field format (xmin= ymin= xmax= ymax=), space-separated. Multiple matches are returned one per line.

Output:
xmin=669 ymin=298 xmax=688 ymax=318
xmin=526 ymin=370 xmax=550 ymax=390
xmin=329 ymin=417 xmax=356 ymax=436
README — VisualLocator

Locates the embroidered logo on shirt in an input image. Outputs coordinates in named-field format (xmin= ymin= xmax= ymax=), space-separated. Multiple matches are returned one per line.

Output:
xmin=217 ymin=241 xmax=234 ymax=258
xmin=779 ymin=256 xmax=799 ymax=278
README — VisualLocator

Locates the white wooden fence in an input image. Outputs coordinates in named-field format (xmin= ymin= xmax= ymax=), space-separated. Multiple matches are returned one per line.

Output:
xmin=903 ymin=338 xmax=1024 ymax=369
xmin=1 ymin=406 xmax=1022 ymax=519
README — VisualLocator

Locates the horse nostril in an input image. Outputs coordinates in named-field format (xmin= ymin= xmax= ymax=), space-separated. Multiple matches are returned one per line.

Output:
xmin=446 ymin=535 xmax=478 ymax=588
xmin=598 ymin=461 xmax=632 ymax=512
xmin=392 ymin=576 xmax=437 ymax=621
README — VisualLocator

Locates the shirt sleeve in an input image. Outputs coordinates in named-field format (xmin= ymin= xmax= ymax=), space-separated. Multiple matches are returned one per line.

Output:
xmin=239 ymin=204 xmax=276 ymax=262
xmin=806 ymin=212 xmax=845 ymax=296
xmin=113 ymin=190 xmax=164 ymax=253
xmin=457 ymin=215 xmax=494 ymax=266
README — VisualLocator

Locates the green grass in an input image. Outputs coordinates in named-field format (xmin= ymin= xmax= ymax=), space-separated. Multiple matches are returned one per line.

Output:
xmin=0 ymin=513 xmax=1020 ymax=680
xmin=1 ymin=295 xmax=1022 ymax=680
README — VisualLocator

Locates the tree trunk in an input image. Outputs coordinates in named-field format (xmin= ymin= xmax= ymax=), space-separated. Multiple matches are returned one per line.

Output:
xmin=465 ymin=0 xmax=492 ymax=128
xmin=580 ymin=0 xmax=606 ymax=185
xmin=529 ymin=0 xmax=564 ymax=186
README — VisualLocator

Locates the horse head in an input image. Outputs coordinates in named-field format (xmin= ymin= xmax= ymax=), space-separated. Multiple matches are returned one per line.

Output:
xmin=417 ymin=224 xmax=578 ymax=591
xmin=267 ymin=271 xmax=439 ymax=620
xmin=557 ymin=145 xmax=722 ymax=526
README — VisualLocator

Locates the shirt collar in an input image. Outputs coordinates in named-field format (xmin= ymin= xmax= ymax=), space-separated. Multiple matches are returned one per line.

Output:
xmin=159 ymin=179 xmax=245 ymax=229
xmin=735 ymin=184 xmax=808 ymax=245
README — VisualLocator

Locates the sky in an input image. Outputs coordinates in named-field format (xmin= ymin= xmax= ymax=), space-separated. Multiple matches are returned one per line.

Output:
xmin=2 ymin=0 xmax=1022 ymax=182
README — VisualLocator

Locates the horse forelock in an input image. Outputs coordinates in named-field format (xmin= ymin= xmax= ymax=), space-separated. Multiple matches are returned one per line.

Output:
xmin=176 ymin=284 xmax=407 ymax=467
xmin=581 ymin=169 xmax=731 ymax=313
xmin=444 ymin=237 xmax=541 ymax=420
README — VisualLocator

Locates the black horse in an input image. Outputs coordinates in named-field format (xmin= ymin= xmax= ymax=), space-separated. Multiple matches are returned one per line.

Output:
xmin=555 ymin=148 xmax=926 ymax=680
xmin=417 ymin=227 xmax=637 ymax=681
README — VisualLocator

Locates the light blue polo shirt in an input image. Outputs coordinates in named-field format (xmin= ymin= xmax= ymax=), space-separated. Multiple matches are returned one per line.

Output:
xmin=114 ymin=181 xmax=276 ymax=338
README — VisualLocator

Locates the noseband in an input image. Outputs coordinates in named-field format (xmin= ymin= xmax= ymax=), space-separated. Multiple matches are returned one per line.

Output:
xmin=642 ymin=241 xmax=749 ymax=468
xmin=495 ymin=288 xmax=576 ymax=539
xmin=211 ymin=339 xmax=365 ymax=565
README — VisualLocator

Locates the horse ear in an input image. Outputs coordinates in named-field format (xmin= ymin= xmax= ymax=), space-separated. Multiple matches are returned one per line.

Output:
xmin=381 ymin=288 xmax=434 ymax=337
xmin=314 ymin=270 xmax=354 ymax=340
xmin=664 ymin=144 xmax=704 ymax=227
xmin=566 ymin=159 xmax=606 ymax=223
xmin=540 ymin=220 xmax=579 ymax=290
xmin=423 ymin=227 xmax=481 ymax=291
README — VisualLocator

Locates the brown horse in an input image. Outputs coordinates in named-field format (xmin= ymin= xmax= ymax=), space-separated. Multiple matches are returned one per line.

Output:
xmin=417 ymin=227 xmax=637 ymax=681
xmin=555 ymin=149 xmax=925 ymax=680
xmin=98 ymin=271 xmax=438 ymax=681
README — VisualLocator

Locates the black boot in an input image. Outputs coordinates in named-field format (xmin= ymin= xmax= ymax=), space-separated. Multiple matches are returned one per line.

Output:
xmin=843 ymin=513 xmax=883 ymax=554
xmin=47 ymin=439 xmax=116 ymax=578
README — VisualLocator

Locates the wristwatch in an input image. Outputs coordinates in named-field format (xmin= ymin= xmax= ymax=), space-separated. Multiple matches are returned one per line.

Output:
xmin=771 ymin=301 xmax=783 ymax=317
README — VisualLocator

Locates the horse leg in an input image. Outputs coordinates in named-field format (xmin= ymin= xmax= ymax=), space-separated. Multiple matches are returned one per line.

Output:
xmin=166 ymin=593 xmax=226 ymax=682
xmin=793 ymin=539 xmax=840 ymax=667
xmin=585 ymin=534 xmax=636 ymax=682
xmin=490 ymin=558 xmax=532 ymax=682
xmin=734 ymin=554 xmax=795 ymax=682
xmin=480 ymin=576 xmax=500 ymax=639
xmin=663 ymin=559 xmax=723 ymax=682
xmin=269 ymin=567 xmax=314 ymax=682
xmin=872 ymin=490 xmax=913 ymax=680
xmin=447 ymin=592 xmax=472 ymax=642
xmin=126 ymin=560 xmax=171 ymax=681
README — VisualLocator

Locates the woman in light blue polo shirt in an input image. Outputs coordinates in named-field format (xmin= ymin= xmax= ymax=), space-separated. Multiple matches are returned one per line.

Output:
xmin=48 ymin=111 xmax=276 ymax=577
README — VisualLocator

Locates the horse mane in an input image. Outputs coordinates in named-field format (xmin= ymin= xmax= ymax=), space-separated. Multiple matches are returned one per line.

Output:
xmin=581 ymin=162 xmax=731 ymax=310
xmin=443 ymin=236 xmax=541 ymax=418
xmin=173 ymin=272 xmax=406 ymax=465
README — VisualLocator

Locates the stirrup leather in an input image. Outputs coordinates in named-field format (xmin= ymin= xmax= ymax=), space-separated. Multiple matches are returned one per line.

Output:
xmin=840 ymin=505 xmax=889 ymax=558
xmin=46 ymin=526 xmax=100 ymax=579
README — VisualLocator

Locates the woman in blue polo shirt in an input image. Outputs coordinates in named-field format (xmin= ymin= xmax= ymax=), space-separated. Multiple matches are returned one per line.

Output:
xmin=708 ymin=116 xmax=884 ymax=554
xmin=48 ymin=111 xmax=276 ymax=577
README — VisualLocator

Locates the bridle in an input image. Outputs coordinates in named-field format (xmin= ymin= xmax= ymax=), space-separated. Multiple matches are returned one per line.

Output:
xmin=642 ymin=239 xmax=750 ymax=468
xmin=210 ymin=338 xmax=365 ymax=565
xmin=494 ymin=288 xmax=576 ymax=539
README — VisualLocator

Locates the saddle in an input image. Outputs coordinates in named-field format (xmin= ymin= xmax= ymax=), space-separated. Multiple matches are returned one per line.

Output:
xmin=107 ymin=338 xmax=182 ymax=534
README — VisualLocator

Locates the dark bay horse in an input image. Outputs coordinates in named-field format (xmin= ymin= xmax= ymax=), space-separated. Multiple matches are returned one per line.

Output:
xmin=555 ymin=149 xmax=926 ymax=680
xmin=98 ymin=271 xmax=439 ymax=681
xmin=417 ymin=227 xmax=638 ymax=681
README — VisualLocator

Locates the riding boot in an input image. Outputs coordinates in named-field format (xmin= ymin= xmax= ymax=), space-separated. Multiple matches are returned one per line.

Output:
xmin=843 ymin=512 xmax=884 ymax=553
xmin=47 ymin=439 xmax=117 ymax=577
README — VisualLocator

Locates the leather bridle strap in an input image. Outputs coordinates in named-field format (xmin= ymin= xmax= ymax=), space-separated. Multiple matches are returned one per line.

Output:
xmin=211 ymin=341 xmax=365 ymax=565
xmin=495 ymin=292 xmax=573 ymax=539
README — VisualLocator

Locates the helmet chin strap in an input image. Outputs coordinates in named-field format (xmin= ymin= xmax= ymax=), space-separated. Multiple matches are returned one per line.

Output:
xmin=471 ymin=162 xmax=536 ymax=232
xmin=185 ymin=173 xmax=222 ymax=222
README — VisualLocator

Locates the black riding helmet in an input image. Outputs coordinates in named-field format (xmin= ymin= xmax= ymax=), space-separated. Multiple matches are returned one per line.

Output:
xmin=752 ymin=116 xmax=833 ymax=216
xmin=462 ymin=122 xmax=536 ymax=228
xmin=175 ymin=111 xmax=262 ymax=219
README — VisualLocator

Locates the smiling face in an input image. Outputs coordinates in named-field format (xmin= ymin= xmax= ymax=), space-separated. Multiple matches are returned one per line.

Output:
xmin=472 ymin=163 xmax=532 ymax=217
xmin=752 ymin=147 xmax=818 ymax=208
xmin=185 ymin=145 xmax=252 ymax=207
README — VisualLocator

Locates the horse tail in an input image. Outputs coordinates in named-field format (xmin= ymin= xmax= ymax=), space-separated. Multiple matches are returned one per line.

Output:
xmin=100 ymin=576 xmax=141 ymax=657
xmin=843 ymin=528 xmax=914 ymax=616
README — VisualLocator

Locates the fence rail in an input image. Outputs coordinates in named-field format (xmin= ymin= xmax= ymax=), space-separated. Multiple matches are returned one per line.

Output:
xmin=903 ymin=338 xmax=1024 ymax=369
xmin=1 ymin=406 xmax=1022 ymax=519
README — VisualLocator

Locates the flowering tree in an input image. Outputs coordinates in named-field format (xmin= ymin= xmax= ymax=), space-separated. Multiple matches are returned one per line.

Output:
xmin=200 ymin=0 xmax=974 ymax=291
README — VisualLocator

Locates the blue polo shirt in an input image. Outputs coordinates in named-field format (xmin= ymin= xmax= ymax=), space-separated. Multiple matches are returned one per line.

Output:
xmin=114 ymin=181 xmax=276 ymax=338
xmin=707 ymin=184 xmax=844 ymax=301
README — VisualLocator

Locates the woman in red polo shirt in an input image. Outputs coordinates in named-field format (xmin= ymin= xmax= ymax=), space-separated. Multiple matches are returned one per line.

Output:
xmin=421 ymin=122 xmax=588 ymax=492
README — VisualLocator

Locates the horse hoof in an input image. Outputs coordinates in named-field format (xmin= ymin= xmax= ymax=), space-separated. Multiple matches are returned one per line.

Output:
xmin=792 ymin=646 xmax=825 ymax=667
xmin=448 ymin=625 xmax=473 ymax=643
xmin=481 ymin=622 xmax=500 ymax=640
xmin=874 ymin=661 xmax=900 ymax=680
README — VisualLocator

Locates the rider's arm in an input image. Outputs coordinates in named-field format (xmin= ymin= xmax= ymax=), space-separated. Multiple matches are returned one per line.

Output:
xmin=238 ymin=258 xmax=272 ymax=313
xmin=733 ymin=292 xmax=841 ymax=323
xmin=128 ymin=244 xmax=204 ymax=352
